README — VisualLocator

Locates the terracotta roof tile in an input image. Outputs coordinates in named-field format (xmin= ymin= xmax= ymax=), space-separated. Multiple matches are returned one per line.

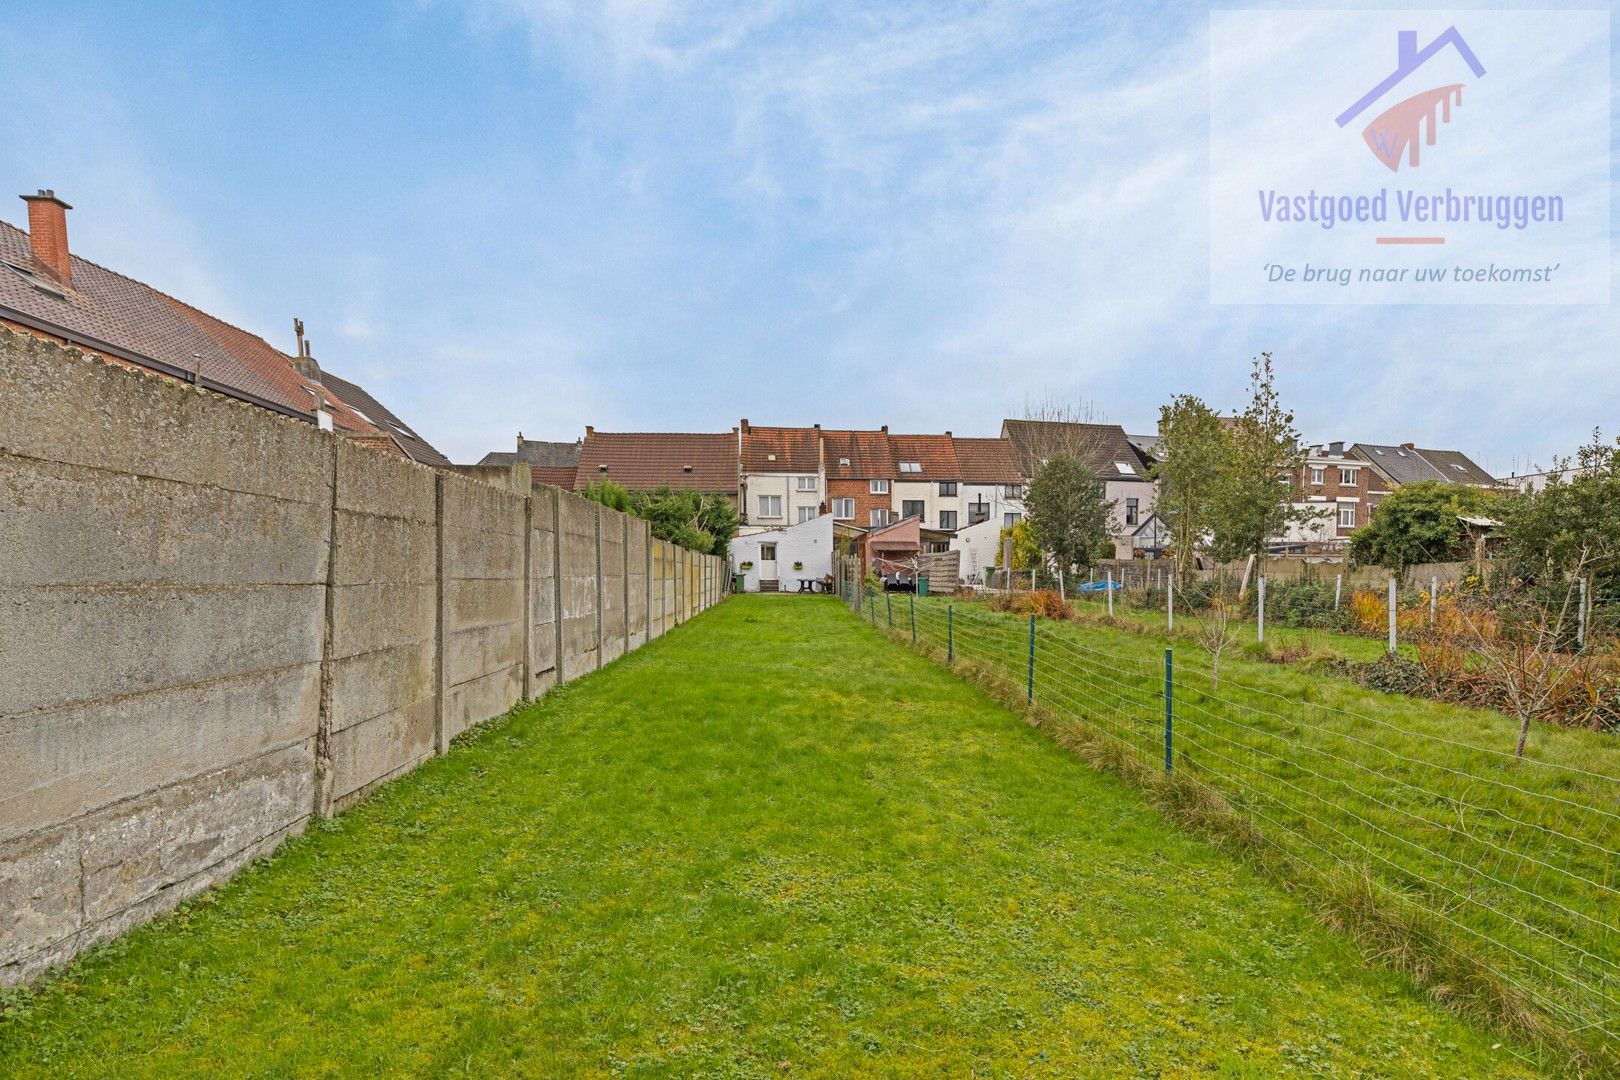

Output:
xmin=741 ymin=425 xmax=820 ymax=473
xmin=888 ymin=433 xmax=958 ymax=479
xmin=0 ymin=215 xmax=443 ymax=465
xmin=576 ymin=430 xmax=738 ymax=493
xmin=823 ymin=429 xmax=894 ymax=479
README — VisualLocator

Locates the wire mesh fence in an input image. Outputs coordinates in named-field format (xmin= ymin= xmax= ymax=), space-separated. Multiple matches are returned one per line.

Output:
xmin=836 ymin=573 xmax=1619 ymax=1068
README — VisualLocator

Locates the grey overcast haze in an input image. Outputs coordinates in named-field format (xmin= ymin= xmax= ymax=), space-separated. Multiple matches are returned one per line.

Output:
xmin=2 ymin=0 xmax=1614 ymax=472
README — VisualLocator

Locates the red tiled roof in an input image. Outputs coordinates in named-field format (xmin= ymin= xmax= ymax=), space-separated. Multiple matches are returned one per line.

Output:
xmin=575 ymin=430 xmax=738 ymax=493
xmin=888 ymin=434 xmax=958 ymax=479
xmin=823 ymin=429 xmax=894 ymax=479
xmin=0 ymin=213 xmax=445 ymax=465
xmin=530 ymin=464 xmax=578 ymax=489
xmin=953 ymin=437 xmax=1022 ymax=483
xmin=741 ymin=425 xmax=820 ymax=473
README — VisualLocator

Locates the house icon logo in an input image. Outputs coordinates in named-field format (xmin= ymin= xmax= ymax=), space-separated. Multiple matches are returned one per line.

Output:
xmin=1336 ymin=28 xmax=1486 ymax=172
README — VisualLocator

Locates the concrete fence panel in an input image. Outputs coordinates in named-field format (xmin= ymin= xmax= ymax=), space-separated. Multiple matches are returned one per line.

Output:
xmin=600 ymin=505 xmax=628 ymax=665
xmin=0 ymin=330 xmax=727 ymax=985
xmin=437 ymin=472 xmax=526 ymax=746
xmin=529 ymin=486 xmax=561 ymax=696
xmin=557 ymin=491 xmax=600 ymax=680
xmin=0 ymin=339 xmax=329 ymax=983
xmin=321 ymin=440 xmax=439 ymax=813
xmin=627 ymin=518 xmax=650 ymax=648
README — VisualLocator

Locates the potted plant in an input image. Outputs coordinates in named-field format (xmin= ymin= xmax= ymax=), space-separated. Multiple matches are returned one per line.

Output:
xmin=792 ymin=561 xmax=804 ymax=571
xmin=740 ymin=561 xmax=754 ymax=571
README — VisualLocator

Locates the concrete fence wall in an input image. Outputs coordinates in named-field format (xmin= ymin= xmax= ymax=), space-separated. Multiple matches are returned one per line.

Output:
xmin=0 ymin=330 xmax=726 ymax=985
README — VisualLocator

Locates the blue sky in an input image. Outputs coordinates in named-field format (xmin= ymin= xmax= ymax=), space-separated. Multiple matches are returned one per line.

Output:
xmin=2 ymin=1 xmax=1613 ymax=471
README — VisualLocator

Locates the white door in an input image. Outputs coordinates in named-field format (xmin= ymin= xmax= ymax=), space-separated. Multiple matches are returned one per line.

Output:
xmin=759 ymin=542 xmax=778 ymax=580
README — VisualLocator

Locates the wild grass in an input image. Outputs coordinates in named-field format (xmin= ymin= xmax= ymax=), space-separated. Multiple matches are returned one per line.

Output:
xmin=0 ymin=597 xmax=1545 ymax=1077
xmin=890 ymin=592 xmax=1619 ymax=1071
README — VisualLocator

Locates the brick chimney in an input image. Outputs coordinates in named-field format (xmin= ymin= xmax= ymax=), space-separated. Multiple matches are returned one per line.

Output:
xmin=21 ymin=190 xmax=72 ymax=286
xmin=1401 ymin=442 xmax=1416 ymax=451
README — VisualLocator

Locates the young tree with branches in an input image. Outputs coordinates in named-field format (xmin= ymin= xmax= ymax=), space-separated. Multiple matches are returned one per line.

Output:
xmin=1152 ymin=395 xmax=1229 ymax=581
xmin=1026 ymin=454 xmax=1113 ymax=580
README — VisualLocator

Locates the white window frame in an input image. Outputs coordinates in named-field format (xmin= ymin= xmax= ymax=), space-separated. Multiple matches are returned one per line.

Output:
xmin=1004 ymin=512 xmax=1020 ymax=527
xmin=796 ymin=475 xmax=817 ymax=491
xmin=832 ymin=498 xmax=854 ymax=520
xmin=939 ymin=510 xmax=957 ymax=531
xmin=870 ymin=508 xmax=890 ymax=526
xmin=1310 ymin=467 xmax=1325 ymax=484
xmin=869 ymin=478 xmax=890 ymax=494
xmin=797 ymin=506 xmax=817 ymax=523
xmin=1339 ymin=467 xmax=1358 ymax=486
xmin=759 ymin=542 xmax=777 ymax=561
xmin=1125 ymin=498 xmax=1139 ymax=526
xmin=757 ymin=494 xmax=782 ymax=519
xmin=1337 ymin=501 xmax=1357 ymax=528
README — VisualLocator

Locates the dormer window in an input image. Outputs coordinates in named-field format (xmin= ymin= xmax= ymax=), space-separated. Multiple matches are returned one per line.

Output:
xmin=839 ymin=457 xmax=851 ymax=467
xmin=598 ymin=464 xmax=608 ymax=473
xmin=682 ymin=464 xmax=694 ymax=473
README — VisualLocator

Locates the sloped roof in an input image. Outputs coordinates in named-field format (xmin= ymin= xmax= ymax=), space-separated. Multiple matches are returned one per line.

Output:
xmin=741 ymin=424 xmax=821 ymax=473
xmin=823 ymin=429 xmax=894 ymax=479
xmin=576 ymin=430 xmax=738 ymax=493
xmin=0 ymin=214 xmax=433 ymax=463
xmin=952 ymin=437 xmax=1022 ymax=483
xmin=319 ymin=371 xmax=451 ymax=467
xmin=1000 ymin=419 xmax=1150 ymax=480
xmin=888 ymin=433 xmax=959 ymax=480
xmin=1353 ymin=444 xmax=1497 ymax=486
xmin=480 ymin=437 xmax=583 ymax=471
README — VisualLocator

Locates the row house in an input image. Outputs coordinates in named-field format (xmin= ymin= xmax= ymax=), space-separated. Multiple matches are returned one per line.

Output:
xmin=1002 ymin=419 xmax=1157 ymax=555
xmin=737 ymin=421 xmax=1027 ymax=533
xmin=1283 ymin=441 xmax=1499 ymax=550
xmin=0 ymin=189 xmax=448 ymax=466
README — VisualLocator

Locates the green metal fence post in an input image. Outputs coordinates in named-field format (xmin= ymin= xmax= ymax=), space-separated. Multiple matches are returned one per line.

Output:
xmin=1164 ymin=648 xmax=1173 ymax=774
xmin=909 ymin=593 xmax=916 ymax=643
xmin=947 ymin=605 xmax=954 ymax=663
xmin=1026 ymin=615 xmax=1036 ymax=703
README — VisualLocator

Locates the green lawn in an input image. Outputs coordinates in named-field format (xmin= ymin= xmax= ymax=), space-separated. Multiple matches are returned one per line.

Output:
xmin=884 ymin=592 xmax=1618 ymax=1065
xmin=0 ymin=596 xmax=1552 ymax=1077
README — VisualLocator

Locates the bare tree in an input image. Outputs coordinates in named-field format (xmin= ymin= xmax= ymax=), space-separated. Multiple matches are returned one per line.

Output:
xmin=1459 ymin=581 xmax=1585 ymax=759
xmin=1197 ymin=597 xmax=1237 ymax=691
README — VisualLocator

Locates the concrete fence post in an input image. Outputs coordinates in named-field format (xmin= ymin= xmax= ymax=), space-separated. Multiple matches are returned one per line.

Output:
xmin=1257 ymin=575 xmax=1266 ymax=644
xmin=1575 ymin=576 xmax=1588 ymax=650
xmin=551 ymin=488 xmax=564 ymax=679
xmin=594 ymin=506 xmax=605 ymax=668
xmin=622 ymin=513 xmax=631 ymax=649
xmin=433 ymin=472 xmax=448 ymax=754
xmin=1429 ymin=576 xmax=1438 ymax=627
xmin=1167 ymin=575 xmax=1175 ymax=633
xmin=1334 ymin=573 xmax=1343 ymax=611
xmin=312 ymin=446 xmax=340 ymax=818
xmin=522 ymin=495 xmax=535 ymax=700
xmin=1388 ymin=576 xmax=1398 ymax=655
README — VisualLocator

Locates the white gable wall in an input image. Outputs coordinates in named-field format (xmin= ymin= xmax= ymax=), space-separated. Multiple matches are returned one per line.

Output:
xmin=729 ymin=513 xmax=834 ymax=591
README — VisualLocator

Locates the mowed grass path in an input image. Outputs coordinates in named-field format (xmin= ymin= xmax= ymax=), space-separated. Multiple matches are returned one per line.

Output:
xmin=0 ymin=597 xmax=1539 ymax=1077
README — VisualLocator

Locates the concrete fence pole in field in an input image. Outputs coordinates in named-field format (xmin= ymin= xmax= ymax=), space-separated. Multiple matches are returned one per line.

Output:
xmin=1167 ymin=575 xmax=1174 ymax=632
xmin=1106 ymin=569 xmax=1114 ymax=616
xmin=1430 ymin=576 xmax=1438 ymax=627
xmin=1578 ymin=577 xmax=1589 ymax=649
xmin=1334 ymin=573 xmax=1343 ymax=611
xmin=1257 ymin=575 xmax=1266 ymax=644
xmin=1388 ymin=576 xmax=1398 ymax=654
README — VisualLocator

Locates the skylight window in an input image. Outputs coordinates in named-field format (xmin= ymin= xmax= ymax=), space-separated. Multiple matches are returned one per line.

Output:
xmin=1114 ymin=460 xmax=1136 ymax=475
xmin=899 ymin=461 xmax=922 ymax=474
xmin=839 ymin=457 xmax=851 ymax=466
xmin=4 ymin=261 xmax=65 ymax=299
